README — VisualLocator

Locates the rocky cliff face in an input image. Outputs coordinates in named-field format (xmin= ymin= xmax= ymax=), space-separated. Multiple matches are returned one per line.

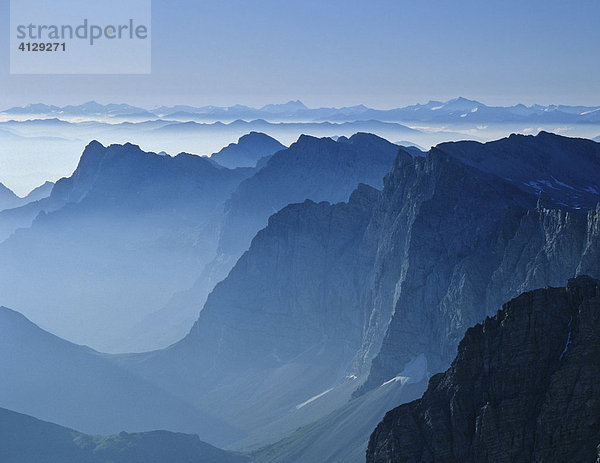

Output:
xmin=366 ymin=276 xmax=600 ymax=463
xmin=120 ymin=133 xmax=600 ymax=452
xmin=150 ymin=132 xmax=401 ymax=347
xmin=124 ymin=185 xmax=382 ymax=445
xmin=358 ymin=133 xmax=600 ymax=394
xmin=218 ymin=132 xmax=400 ymax=260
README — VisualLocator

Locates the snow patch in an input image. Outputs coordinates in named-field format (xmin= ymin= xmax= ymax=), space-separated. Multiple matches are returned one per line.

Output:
xmin=471 ymin=107 xmax=479 ymax=112
xmin=460 ymin=113 xmax=468 ymax=118
xmin=295 ymin=388 xmax=334 ymax=409
xmin=381 ymin=353 xmax=428 ymax=387
xmin=430 ymin=106 xmax=444 ymax=111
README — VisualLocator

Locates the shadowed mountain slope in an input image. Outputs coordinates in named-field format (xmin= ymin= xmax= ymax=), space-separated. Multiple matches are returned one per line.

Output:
xmin=0 ymin=407 xmax=248 ymax=463
xmin=367 ymin=276 xmax=600 ymax=463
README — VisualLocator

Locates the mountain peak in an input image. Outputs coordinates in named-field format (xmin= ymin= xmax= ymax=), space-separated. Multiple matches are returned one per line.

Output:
xmin=259 ymin=100 xmax=308 ymax=113
xmin=210 ymin=132 xmax=285 ymax=168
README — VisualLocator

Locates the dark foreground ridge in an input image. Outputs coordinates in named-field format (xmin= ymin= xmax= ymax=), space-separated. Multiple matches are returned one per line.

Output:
xmin=367 ymin=276 xmax=600 ymax=463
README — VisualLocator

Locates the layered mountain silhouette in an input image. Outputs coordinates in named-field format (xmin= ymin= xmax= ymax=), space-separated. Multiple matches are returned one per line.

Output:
xmin=0 ymin=181 xmax=53 ymax=212
xmin=3 ymin=132 xmax=599 ymax=461
xmin=0 ymin=183 xmax=21 ymax=211
xmin=121 ymin=187 xmax=383 ymax=446
xmin=367 ymin=276 xmax=600 ymax=463
xmin=143 ymin=133 xmax=401 ymax=346
xmin=0 ymin=141 xmax=255 ymax=351
xmin=0 ymin=132 xmax=404 ymax=351
xmin=119 ymin=132 xmax=600 ymax=456
xmin=4 ymin=98 xmax=599 ymax=124
xmin=210 ymin=132 xmax=286 ymax=168
xmin=0 ymin=407 xmax=248 ymax=463
xmin=0 ymin=306 xmax=242 ymax=447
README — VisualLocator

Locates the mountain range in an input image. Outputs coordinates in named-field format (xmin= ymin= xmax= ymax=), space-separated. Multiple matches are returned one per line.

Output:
xmin=0 ymin=140 xmax=254 ymax=350
xmin=0 ymin=132 xmax=402 ymax=351
xmin=1 ymin=131 xmax=599 ymax=462
xmin=114 ymin=132 xmax=600 ymax=457
xmin=4 ymin=98 xmax=600 ymax=124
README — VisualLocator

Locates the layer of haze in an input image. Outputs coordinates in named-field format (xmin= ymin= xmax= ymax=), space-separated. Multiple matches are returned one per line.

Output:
xmin=0 ymin=0 xmax=598 ymax=108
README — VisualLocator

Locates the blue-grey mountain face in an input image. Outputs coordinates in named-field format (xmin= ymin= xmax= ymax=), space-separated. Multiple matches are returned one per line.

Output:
xmin=210 ymin=132 xmax=286 ymax=168
xmin=358 ymin=133 xmax=600 ymax=394
xmin=367 ymin=276 xmax=600 ymax=463
xmin=122 ymin=186 xmax=381 ymax=446
xmin=0 ymin=306 xmax=243 ymax=446
xmin=0 ymin=141 xmax=254 ymax=351
xmin=0 ymin=181 xmax=54 ymax=238
xmin=219 ymin=132 xmax=401 ymax=259
xmin=20 ymin=181 xmax=54 ymax=203
xmin=436 ymin=132 xmax=600 ymax=209
xmin=0 ymin=407 xmax=248 ymax=463
xmin=146 ymin=133 xmax=401 ymax=347
xmin=119 ymin=133 xmax=600 ymax=457
xmin=5 ymin=131 xmax=599 ymax=460
xmin=0 ymin=183 xmax=20 ymax=211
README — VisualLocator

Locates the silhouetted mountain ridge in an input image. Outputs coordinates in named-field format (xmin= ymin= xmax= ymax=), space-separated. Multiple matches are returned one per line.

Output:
xmin=210 ymin=132 xmax=286 ymax=168
xmin=367 ymin=276 xmax=600 ymax=463
xmin=0 ymin=306 xmax=242 ymax=446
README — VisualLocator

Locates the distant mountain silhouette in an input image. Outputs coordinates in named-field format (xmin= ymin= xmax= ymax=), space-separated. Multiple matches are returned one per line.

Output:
xmin=5 ymin=98 xmax=598 ymax=124
xmin=210 ymin=132 xmax=285 ymax=168
xmin=0 ymin=180 xmax=54 ymax=217
xmin=0 ymin=183 xmax=20 ymax=211
xmin=0 ymin=306 xmax=243 ymax=446
xmin=0 ymin=407 xmax=248 ymax=463
xmin=0 ymin=141 xmax=254 ymax=351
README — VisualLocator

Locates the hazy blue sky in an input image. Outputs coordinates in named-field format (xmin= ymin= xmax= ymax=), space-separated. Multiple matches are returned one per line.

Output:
xmin=1 ymin=0 xmax=599 ymax=108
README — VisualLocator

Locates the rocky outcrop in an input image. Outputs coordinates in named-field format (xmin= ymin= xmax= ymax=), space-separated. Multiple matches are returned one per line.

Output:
xmin=366 ymin=276 xmax=600 ymax=463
